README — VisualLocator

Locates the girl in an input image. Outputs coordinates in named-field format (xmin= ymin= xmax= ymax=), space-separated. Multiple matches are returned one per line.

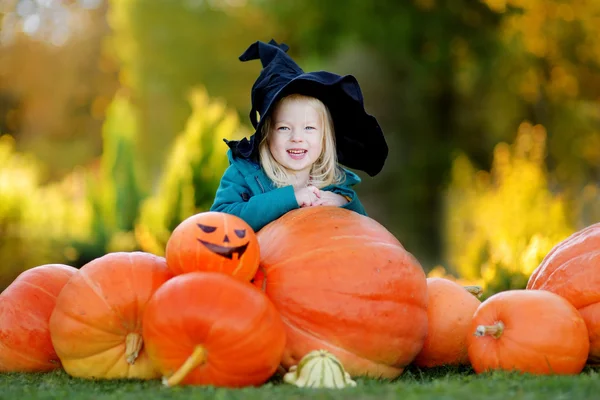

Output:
xmin=210 ymin=39 xmax=388 ymax=232
xmin=211 ymin=93 xmax=365 ymax=232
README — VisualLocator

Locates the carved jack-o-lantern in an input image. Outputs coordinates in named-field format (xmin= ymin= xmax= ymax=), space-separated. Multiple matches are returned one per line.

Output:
xmin=166 ymin=212 xmax=260 ymax=281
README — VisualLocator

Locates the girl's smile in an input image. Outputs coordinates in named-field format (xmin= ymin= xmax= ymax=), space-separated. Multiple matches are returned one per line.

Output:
xmin=287 ymin=148 xmax=308 ymax=160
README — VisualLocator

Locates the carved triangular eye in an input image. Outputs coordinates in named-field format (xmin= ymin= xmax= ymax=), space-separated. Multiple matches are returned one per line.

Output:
xmin=197 ymin=224 xmax=217 ymax=233
xmin=234 ymin=229 xmax=246 ymax=238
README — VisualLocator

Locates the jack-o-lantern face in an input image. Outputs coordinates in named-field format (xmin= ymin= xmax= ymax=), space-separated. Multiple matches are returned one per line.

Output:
xmin=165 ymin=211 xmax=260 ymax=282
xmin=196 ymin=223 xmax=248 ymax=260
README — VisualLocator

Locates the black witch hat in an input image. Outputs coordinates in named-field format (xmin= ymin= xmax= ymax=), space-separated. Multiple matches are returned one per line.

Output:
xmin=225 ymin=39 xmax=388 ymax=177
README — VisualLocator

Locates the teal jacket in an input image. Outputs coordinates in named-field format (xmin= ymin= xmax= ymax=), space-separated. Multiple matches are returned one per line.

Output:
xmin=210 ymin=150 xmax=367 ymax=232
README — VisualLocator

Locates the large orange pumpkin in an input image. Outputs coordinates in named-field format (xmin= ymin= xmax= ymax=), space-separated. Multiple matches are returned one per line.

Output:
xmin=166 ymin=211 xmax=259 ymax=281
xmin=527 ymin=222 xmax=600 ymax=363
xmin=0 ymin=264 xmax=77 ymax=372
xmin=253 ymin=206 xmax=428 ymax=379
xmin=143 ymin=272 xmax=286 ymax=388
xmin=467 ymin=290 xmax=589 ymax=375
xmin=413 ymin=278 xmax=481 ymax=368
xmin=49 ymin=252 xmax=173 ymax=379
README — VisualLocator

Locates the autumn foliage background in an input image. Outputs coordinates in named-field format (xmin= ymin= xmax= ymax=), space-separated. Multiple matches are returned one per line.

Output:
xmin=0 ymin=0 xmax=599 ymax=296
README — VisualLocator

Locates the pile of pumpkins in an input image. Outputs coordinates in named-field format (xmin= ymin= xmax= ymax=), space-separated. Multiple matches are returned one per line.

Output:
xmin=0 ymin=206 xmax=598 ymax=388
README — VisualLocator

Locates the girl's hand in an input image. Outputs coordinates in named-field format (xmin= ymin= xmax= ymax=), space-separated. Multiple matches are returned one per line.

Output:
xmin=313 ymin=191 xmax=349 ymax=207
xmin=294 ymin=185 xmax=321 ymax=207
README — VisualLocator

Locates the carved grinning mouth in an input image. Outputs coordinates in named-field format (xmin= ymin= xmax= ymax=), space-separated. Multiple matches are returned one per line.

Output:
xmin=197 ymin=239 xmax=249 ymax=260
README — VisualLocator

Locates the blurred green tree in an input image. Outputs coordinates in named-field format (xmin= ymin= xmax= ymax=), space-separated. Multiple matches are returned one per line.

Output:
xmin=76 ymin=91 xmax=145 ymax=261
xmin=107 ymin=0 xmax=280 ymax=189
xmin=136 ymin=86 xmax=247 ymax=256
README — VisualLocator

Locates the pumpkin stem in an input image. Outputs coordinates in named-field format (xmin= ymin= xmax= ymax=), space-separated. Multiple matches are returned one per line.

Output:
xmin=474 ymin=321 xmax=504 ymax=339
xmin=125 ymin=332 xmax=143 ymax=365
xmin=163 ymin=345 xmax=206 ymax=387
xmin=464 ymin=285 xmax=483 ymax=298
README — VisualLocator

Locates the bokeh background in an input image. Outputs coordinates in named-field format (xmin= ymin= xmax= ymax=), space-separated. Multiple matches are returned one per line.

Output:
xmin=1 ymin=0 xmax=599 ymax=295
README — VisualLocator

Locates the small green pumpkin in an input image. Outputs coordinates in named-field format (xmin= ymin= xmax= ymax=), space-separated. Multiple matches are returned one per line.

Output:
xmin=283 ymin=350 xmax=357 ymax=389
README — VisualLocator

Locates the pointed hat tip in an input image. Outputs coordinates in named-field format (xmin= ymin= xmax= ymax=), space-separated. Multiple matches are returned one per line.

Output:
xmin=239 ymin=39 xmax=290 ymax=67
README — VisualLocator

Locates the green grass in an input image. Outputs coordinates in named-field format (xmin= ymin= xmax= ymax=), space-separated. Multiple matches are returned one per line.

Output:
xmin=1 ymin=365 xmax=598 ymax=400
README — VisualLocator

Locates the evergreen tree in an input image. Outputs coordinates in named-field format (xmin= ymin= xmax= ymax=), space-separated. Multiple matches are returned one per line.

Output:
xmin=136 ymin=86 xmax=247 ymax=256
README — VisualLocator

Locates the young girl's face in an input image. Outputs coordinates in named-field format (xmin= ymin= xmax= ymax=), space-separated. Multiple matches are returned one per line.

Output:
xmin=268 ymin=98 xmax=324 ymax=176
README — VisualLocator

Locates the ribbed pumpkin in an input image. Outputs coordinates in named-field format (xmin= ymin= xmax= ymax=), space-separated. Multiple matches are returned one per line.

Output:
xmin=413 ymin=278 xmax=481 ymax=368
xmin=143 ymin=272 xmax=286 ymax=388
xmin=0 ymin=264 xmax=77 ymax=372
xmin=166 ymin=211 xmax=260 ymax=281
xmin=527 ymin=222 xmax=600 ymax=363
xmin=253 ymin=206 xmax=428 ymax=379
xmin=467 ymin=290 xmax=589 ymax=375
xmin=283 ymin=350 xmax=357 ymax=389
xmin=49 ymin=252 xmax=173 ymax=379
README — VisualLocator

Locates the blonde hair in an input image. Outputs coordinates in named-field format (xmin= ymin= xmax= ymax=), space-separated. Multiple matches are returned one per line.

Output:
xmin=258 ymin=94 xmax=345 ymax=188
